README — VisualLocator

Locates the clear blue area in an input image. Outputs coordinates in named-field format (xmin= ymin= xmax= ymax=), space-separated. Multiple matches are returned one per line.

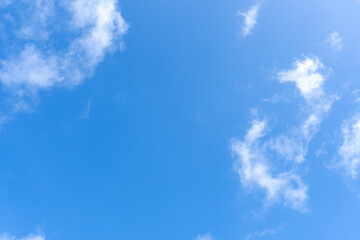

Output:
xmin=1 ymin=0 xmax=360 ymax=239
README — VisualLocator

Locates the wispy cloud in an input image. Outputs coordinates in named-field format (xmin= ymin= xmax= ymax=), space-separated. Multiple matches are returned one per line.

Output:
xmin=231 ymin=120 xmax=308 ymax=211
xmin=231 ymin=56 xmax=336 ymax=211
xmin=0 ymin=0 xmax=128 ymax=116
xmin=0 ymin=45 xmax=62 ymax=90
xmin=245 ymin=226 xmax=283 ymax=240
xmin=326 ymin=31 xmax=343 ymax=52
xmin=15 ymin=0 xmax=55 ymax=41
xmin=274 ymin=57 xmax=336 ymax=163
xmin=79 ymin=99 xmax=92 ymax=119
xmin=196 ymin=233 xmax=216 ymax=240
xmin=238 ymin=4 xmax=260 ymax=37
xmin=0 ymin=233 xmax=44 ymax=240
xmin=337 ymin=115 xmax=360 ymax=178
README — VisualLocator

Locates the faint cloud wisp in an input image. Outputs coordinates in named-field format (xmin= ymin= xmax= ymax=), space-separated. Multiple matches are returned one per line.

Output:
xmin=326 ymin=31 xmax=343 ymax=52
xmin=0 ymin=233 xmax=44 ymax=240
xmin=237 ymin=4 xmax=260 ymax=37
xmin=337 ymin=115 xmax=360 ymax=178
xmin=196 ymin=233 xmax=216 ymax=240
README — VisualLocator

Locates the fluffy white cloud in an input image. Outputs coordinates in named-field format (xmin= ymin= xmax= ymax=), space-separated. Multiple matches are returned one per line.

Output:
xmin=326 ymin=31 xmax=343 ymax=52
xmin=338 ymin=115 xmax=360 ymax=178
xmin=196 ymin=233 xmax=215 ymax=240
xmin=238 ymin=4 xmax=260 ymax=37
xmin=0 ymin=0 xmax=128 ymax=112
xmin=278 ymin=57 xmax=325 ymax=99
xmin=67 ymin=0 xmax=129 ymax=71
xmin=0 ymin=233 xmax=44 ymax=240
xmin=231 ymin=120 xmax=308 ymax=211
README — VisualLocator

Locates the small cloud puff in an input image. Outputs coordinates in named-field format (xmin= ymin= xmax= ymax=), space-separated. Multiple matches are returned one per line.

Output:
xmin=326 ymin=31 xmax=343 ymax=52
xmin=238 ymin=4 xmax=260 ymax=37
xmin=278 ymin=57 xmax=325 ymax=100
xmin=230 ymin=56 xmax=337 ymax=212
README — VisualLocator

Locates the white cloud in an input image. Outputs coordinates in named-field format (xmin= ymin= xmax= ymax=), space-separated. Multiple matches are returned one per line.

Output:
xmin=337 ymin=115 xmax=360 ymax=178
xmin=326 ymin=31 xmax=343 ymax=52
xmin=238 ymin=4 xmax=260 ymax=37
xmin=269 ymin=113 xmax=325 ymax=164
xmin=0 ymin=45 xmax=62 ymax=89
xmin=270 ymin=135 xmax=306 ymax=163
xmin=278 ymin=57 xmax=325 ymax=100
xmin=15 ymin=0 xmax=55 ymax=41
xmin=231 ymin=57 xmax=338 ymax=210
xmin=231 ymin=120 xmax=308 ymax=211
xmin=0 ymin=0 xmax=128 ymax=113
xmin=196 ymin=233 xmax=215 ymax=240
xmin=274 ymin=57 xmax=336 ymax=163
xmin=0 ymin=233 xmax=44 ymax=240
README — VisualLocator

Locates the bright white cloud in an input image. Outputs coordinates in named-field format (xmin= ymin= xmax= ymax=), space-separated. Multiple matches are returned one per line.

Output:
xmin=67 ymin=0 xmax=129 ymax=72
xmin=278 ymin=57 xmax=325 ymax=99
xmin=238 ymin=4 xmax=260 ymax=37
xmin=326 ymin=31 xmax=343 ymax=52
xmin=196 ymin=233 xmax=215 ymax=240
xmin=0 ymin=233 xmax=44 ymax=240
xmin=337 ymin=115 xmax=360 ymax=178
xmin=231 ymin=120 xmax=308 ymax=211
xmin=0 ymin=0 xmax=128 ymax=112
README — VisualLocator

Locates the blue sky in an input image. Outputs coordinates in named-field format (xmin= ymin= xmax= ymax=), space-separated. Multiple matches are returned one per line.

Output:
xmin=1 ymin=0 xmax=360 ymax=239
